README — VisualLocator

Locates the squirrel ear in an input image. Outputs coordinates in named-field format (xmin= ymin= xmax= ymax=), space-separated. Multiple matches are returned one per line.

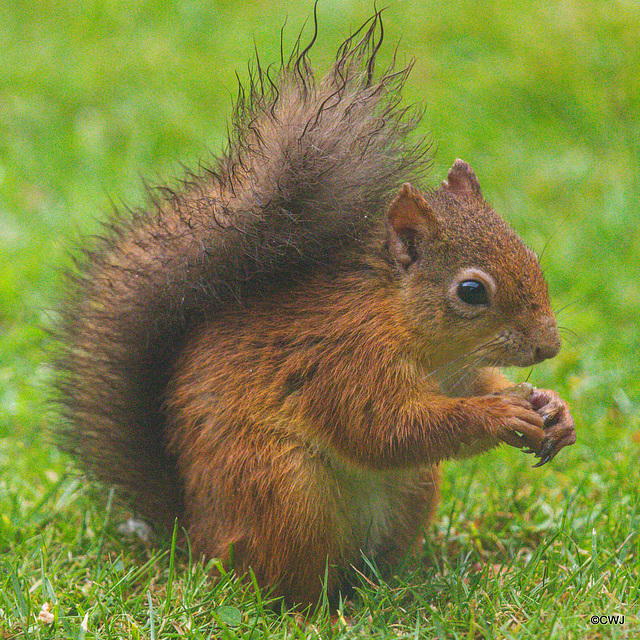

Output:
xmin=441 ymin=159 xmax=483 ymax=199
xmin=387 ymin=183 xmax=438 ymax=270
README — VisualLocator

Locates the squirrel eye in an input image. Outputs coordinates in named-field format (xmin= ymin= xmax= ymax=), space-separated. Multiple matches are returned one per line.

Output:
xmin=456 ymin=279 xmax=489 ymax=306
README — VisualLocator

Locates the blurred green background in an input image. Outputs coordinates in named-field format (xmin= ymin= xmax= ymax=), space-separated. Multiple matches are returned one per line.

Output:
xmin=2 ymin=0 xmax=638 ymax=442
xmin=1 ymin=0 xmax=639 ymax=632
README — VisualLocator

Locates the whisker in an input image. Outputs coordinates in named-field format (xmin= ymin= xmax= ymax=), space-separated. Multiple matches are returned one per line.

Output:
xmin=420 ymin=338 xmax=506 ymax=390
xmin=441 ymin=344 xmax=511 ymax=392
xmin=557 ymin=327 xmax=584 ymax=348
xmin=452 ymin=362 xmax=481 ymax=391
xmin=536 ymin=237 xmax=552 ymax=264
xmin=420 ymin=338 xmax=502 ymax=382
xmin=558 ymin=326 xmax=581 ymax=340
xmin=554 ymin=294 xmax=590 ymax=317
xmin=433 ymin=359 xmax=476 ymax=390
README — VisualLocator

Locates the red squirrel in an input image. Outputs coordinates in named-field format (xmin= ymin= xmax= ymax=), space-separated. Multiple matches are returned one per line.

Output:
xmin=55 ymin=14 xmax=576 ymax=610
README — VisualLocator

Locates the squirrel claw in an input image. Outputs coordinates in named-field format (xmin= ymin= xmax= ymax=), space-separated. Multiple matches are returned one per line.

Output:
xmin=538 ymin=438 xmax=554 ymax=458
xmin=532 ymin=439 xmax=558 ymax=467
xmin=532 ymin=453 xmax=552 ymax=468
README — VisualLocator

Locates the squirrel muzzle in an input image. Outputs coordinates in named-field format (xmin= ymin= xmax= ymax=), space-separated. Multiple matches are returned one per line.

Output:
xmin=530 ymin=314 xmax=561 ymax=364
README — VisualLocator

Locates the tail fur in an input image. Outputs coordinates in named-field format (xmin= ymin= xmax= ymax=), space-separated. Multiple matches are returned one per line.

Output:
xmin=54 ymin=12 xmax=430 ymax=527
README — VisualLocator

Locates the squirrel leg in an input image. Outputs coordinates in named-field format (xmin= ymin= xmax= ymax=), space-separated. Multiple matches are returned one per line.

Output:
xmin=177 ymin=425 xmax=367 ymax=610
xmin=372 ymin=465 xmax=442 ymax=569
xmin=177 ymin=423 xmax=442 ymax=610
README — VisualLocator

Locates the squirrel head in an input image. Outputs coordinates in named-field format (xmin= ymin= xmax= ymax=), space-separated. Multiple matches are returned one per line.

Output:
xmin=386 ymin=159 xmax=560 ymax=368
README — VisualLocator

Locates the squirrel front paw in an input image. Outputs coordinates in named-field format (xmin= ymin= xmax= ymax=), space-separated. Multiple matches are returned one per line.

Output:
xmin=494 ymin=395 xmax=546 ymax=454
xmin=474 ymin=395 xmax=546 ymax=455
xmin=529 ymin=388 xmax=576 ymax=467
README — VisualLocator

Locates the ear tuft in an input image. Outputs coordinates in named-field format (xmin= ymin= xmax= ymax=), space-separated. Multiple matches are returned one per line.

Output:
xmin=441 ymin=159 xmax=483 ymax=199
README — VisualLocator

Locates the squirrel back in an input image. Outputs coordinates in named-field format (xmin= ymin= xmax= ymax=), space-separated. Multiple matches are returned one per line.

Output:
xmin=54 ymin=15 xmax=430 ymax=527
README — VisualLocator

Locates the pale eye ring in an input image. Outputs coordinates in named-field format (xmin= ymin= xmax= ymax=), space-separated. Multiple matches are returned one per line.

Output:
xmin=447 ymin=268 xmax=496 ymax=317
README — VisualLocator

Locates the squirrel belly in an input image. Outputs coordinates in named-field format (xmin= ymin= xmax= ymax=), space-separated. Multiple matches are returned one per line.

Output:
xmin=54 ymin=13 xmax=575 ymax=610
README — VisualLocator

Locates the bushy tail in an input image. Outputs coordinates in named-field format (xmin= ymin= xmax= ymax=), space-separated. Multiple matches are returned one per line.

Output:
xmin=53 ymin=12 xmax=430 ymax=527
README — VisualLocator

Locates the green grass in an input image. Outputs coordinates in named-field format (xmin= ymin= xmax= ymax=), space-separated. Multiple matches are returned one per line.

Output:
xmin=1 ymin=0 xmax=639 ymax=637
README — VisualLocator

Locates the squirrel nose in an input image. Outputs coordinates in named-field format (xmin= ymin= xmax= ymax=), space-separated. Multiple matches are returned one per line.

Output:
xmin=532 ymin=316 xmax=561 ymax=363
xmin=533 ymin=342 xmax=560 ymax=363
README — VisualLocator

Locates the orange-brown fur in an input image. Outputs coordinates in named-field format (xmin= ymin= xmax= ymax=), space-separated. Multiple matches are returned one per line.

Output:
xmin=54 ymin=14 xmax=575 ymax=612
xmin=160 ymin=182 xmax=561 ymax=607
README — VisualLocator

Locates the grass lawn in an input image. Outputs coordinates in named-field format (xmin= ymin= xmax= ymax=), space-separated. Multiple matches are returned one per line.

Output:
xmin=1 ymin=0 xmax=639 ymax=637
